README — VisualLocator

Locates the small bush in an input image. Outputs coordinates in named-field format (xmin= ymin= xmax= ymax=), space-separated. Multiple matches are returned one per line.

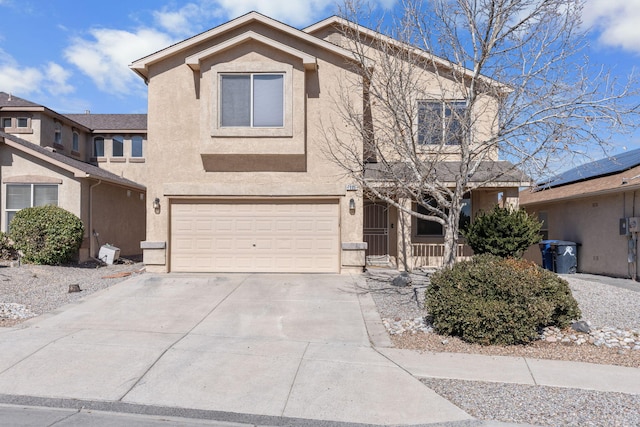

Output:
xmin=425 ymin=254 xmax=581 ymax=345
xmin=9 ymin=205 xmax=84 ymax=265
xmin=0 ymin=231 xmax=17 ymax=260
xmin=463 ymin=205 xmax=541 ymax=258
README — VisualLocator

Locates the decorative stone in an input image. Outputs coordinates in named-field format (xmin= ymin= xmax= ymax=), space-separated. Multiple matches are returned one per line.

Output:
xmin=68 ymin=284 xmax=82 ymax=293
xmin=571 ymin=320 xmax=591 ymax=333
xmin=392 ymin=272 xmax=412 ymax=287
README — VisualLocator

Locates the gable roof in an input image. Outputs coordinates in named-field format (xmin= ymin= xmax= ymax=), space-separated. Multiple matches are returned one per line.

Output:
xmin=130 ymin=11 xmax=367 ymax=82
xmin=0 ymin=131 xmax=145 ymax=191
xmin=303 ymin=16 xmax=507 ymax=91
xmin=64 ymin=114 xmax=147 ymax=132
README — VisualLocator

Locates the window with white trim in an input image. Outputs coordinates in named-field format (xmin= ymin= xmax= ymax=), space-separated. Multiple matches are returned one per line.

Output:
xmin=112 ymin=135 xmax=124 ymax=157
xmin=17 ymin=117 xmax=28 ymax=128
xmin=220 ymin=73 xmax=284 ymax=128
xmin=1 ymin=118 xmax=11 ymax=128
xmin=417 ymin=100 xmax=467 ymax=145
xmin=6 ymin=184 xmax=58 ymax=230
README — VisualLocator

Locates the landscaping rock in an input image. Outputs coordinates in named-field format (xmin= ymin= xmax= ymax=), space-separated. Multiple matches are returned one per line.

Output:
xmin=391 ymin=272 xmax=412 ymax=287
xmin=572 ymin=320 xmax=591 ymax=333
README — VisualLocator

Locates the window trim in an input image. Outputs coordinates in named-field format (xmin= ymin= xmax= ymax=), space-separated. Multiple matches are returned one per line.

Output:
xmin=6 ymin=183 xmax=59 ymax=231
xmin=1 ymin=117 xmax=11 ymax=128
xmin=17 ymin=117 xmax=29 ymax=128
xmin=211 ymin=62 xmax=293 ymax=138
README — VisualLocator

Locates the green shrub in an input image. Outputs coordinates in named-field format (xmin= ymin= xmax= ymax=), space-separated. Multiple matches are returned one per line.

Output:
xmin=0 ymin=231 xmax=17 ymax=260
xmin=9 ymin=205 xmax=84 ymax=265
xmin=425 ymin=254 xmax=581 ymax=345
xmin=463 ymin=205 xmax=541 ymax=258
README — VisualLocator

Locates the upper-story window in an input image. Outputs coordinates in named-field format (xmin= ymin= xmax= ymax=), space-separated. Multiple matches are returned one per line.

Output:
xmin=93 ymin=137 xmax=105 ymax=157
xmin=417 ymin=100 xmax=467 ymax=145
xmin=17 ymin=117 xmax=29 ymax=128
xmin=220 ymin=73 xmax=284 ymax=128
xmin=112 ymin=135 xmax=124 ymax=157
xmin=54 ymin=124 xmax=62 ymax=146
xmin=72 ymin=132 xmax=79 ymax=152
xmin=131 ymin=136 xmax=143 ymax=158
xmin=1 ymin=118 xmax=11 ymax=128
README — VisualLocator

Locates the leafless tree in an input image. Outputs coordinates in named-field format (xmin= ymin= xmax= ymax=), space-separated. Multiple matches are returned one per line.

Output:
xmin=323 ymin=0 xmax=638 ymax=268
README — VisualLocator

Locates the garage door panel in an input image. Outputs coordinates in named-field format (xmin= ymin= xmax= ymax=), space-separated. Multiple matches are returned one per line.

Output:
xmin=171 ymin=201 xmax=339 ymax=273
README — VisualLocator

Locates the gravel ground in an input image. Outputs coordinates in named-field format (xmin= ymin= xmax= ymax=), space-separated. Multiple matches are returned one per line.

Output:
xmin=366 ymin=269 xmax=640 ymax=427
xmin=421 ymin=378 xmax=640 ymax=427
xmin=365 ymin=269 xmax=640 ymax=368
xmin=0 ymin=259 xmax=144 ymax=327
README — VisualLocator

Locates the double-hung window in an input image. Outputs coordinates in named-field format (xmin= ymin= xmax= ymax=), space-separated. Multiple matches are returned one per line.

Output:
xmin=6 ymin=184 xmax=58 ymax=230
xmin=220 ymin=73 xmax=284 ymax=128
xmin=418 ymin=100 xmax=467 ymax=145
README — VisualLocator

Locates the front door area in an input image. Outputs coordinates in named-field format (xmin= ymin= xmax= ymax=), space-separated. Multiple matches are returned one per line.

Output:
xmin=363 ymin=201 xmax=389 ymax=261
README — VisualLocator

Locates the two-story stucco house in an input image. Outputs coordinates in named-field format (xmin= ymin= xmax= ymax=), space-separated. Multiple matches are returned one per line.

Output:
xmin=0 ymin=92 xmax=146 ymax=261
xmin=130 ymin=12 xmax=528 ymax=273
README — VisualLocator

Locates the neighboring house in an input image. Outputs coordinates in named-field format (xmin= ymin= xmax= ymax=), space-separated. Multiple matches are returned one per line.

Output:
xmin=0 ymin=92 xmax=146 ymax=261
xmin=521 ymin=148 xmax=640 ymax=279
xmin=130 ymin=12 xmax=528 ymax=273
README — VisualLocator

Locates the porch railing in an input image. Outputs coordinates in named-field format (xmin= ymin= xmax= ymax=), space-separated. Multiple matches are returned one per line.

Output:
xmin=410 ymin=243 xmax=471 ymax=269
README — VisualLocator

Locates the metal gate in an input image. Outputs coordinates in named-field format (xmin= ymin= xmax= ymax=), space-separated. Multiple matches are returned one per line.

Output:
xmin=363 ymin=202 xmax=389 ymax=257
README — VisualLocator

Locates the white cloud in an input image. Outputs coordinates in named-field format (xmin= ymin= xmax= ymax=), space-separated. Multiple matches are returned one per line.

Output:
xmin=64 ymin=28 xmax=175 ymax=95
xmin=583 ymin=0 xmax=640 ymax=54
xmin=0 ymin=49 xmax=74 ymax=97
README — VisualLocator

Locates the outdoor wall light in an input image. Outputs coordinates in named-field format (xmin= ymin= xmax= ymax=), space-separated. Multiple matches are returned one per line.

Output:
xmin=153 ymin=197 xmax=161 ymax=214
xmin=349 ymin=198 xmax=356 ymax=213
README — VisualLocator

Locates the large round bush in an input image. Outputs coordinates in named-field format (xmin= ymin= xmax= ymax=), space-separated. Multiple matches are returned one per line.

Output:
xmin=463 ymin=205 xmax=541 ymax=258
xmin=425 ymin=254 xmax=581 ymax=345
xmin=9 ymin=205 xmax=84 ymax=265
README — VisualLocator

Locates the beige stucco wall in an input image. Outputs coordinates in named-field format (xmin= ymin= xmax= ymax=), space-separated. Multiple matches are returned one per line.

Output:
xmin=310 ymin=25 xmax=501 ymax=163
xmin=523 ymin=191 xmax=640 ymax=278
xmin=142 ymin=21 xmax=365 ymax=272
xmin=89 ymin=182 xmax=146 ymax=258
xmin=0 ymin=145 xmax=145 ymax=262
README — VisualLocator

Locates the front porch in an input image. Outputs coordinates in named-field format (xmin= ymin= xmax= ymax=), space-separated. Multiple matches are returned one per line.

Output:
xmin=363 ymin=187 xmax=517 ymax=271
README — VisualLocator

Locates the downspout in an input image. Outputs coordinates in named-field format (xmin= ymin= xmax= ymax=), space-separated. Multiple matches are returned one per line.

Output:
xmin=89 ymin=180 xmax=102 ymax=259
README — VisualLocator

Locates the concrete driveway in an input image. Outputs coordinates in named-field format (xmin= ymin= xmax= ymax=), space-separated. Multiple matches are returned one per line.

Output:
xmin=0 ymin=273 xmax=471 ymax=426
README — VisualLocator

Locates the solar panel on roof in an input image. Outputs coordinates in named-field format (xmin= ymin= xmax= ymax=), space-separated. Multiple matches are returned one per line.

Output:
xmin=537 ymin=148 xmax=640 ymax=189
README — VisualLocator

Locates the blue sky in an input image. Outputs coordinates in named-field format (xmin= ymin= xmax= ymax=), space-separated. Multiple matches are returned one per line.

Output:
xmin=0 ymin=0 xmax=638 ymax=150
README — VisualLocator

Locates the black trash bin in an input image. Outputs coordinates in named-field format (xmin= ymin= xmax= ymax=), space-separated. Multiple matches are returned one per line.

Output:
xmin=552 ymin=240 xmax=578 ymax=274
xmin=538 ymin=240 xmax=555 ymax=271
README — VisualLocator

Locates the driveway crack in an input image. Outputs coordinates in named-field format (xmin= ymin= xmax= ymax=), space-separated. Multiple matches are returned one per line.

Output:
xmin=281 ymin=341 xmax=309 ymax=417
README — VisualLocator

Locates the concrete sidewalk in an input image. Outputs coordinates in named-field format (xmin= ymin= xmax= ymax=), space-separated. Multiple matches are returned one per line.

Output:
xmin=0 ymin=273 xmax=636 ymax=427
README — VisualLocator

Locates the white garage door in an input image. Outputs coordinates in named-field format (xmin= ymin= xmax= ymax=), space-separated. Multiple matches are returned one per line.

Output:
xmin=170 ymin=200 xmax=340 ymax=273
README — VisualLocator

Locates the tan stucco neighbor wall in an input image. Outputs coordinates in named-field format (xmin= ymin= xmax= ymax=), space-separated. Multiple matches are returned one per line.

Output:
xmin=523 ymin=191 xmax=640 ymax=278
